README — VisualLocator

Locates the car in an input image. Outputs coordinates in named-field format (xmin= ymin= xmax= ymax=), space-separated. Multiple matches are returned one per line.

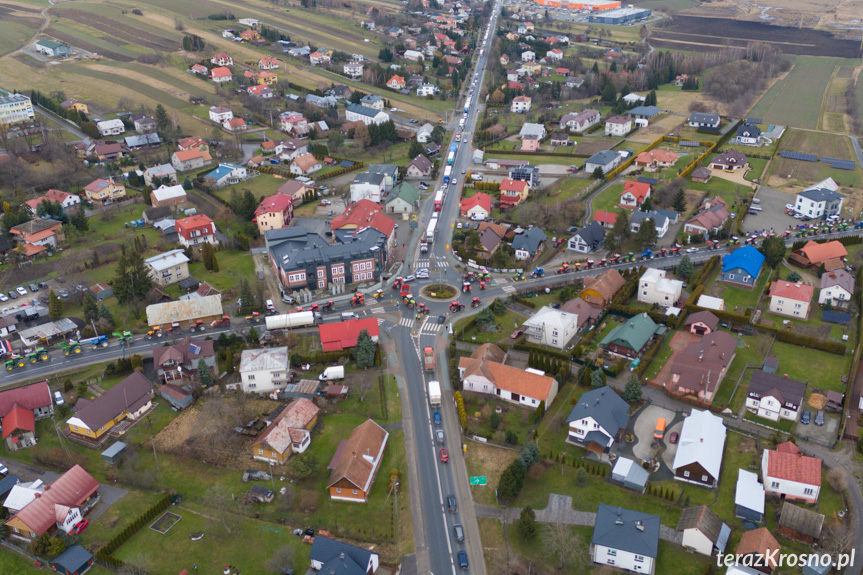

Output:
xmin=71 ymin=520 xmax=89 ymax=534
xmin=0 ymin=294 xmax=7 ymax=303
xmin=282 ymin=295 xmax=296 ymax=304
xmin=815 ymin=410 xmax=825 ymax=426
xmin=437 ymin=315 xmax=446 ymax=324
xmin=53 ymin=391 xmax=64 ymax=406
xmin=266 ymin=299 xmax=276 ymax=312
xmin=457 ymin=550 xmax=469 ymax=570
xmin=409 ymin=119 xmax=418 ymax=124
xmin=7 ymin=291 xmax=17 ymax=300
xmin=511 ymin=329 xmax=523 ymax=339
xmin=452 ymin=178 xmax=458 ymax=185
xmin=404 ymin=275 xmax=416 ymax=283
xmin=319 ymin=185 xmax=329 ymax=193
xmin=447 ymin=494 xmax=458 ymax=512
xmin=433 ymin=411 xmax=442 ymax=426
xmin=461 ymin=169 xmax=466 ymax=174
xmin=57 ymin=289 xmax=69 ymax=298
xmin=38 ymin=282 xmax=49 ymax=289
xmin=456 ymin=223 xmax=463 ymax=229
xmin=454 ymin=524 xmax=465 ymax=543
xmin=28 ymin=284 xmax=38 ymax=292
xmin=439 ymin=448 xmax=449 ymax=463
xmin=16 ymin=287 xmax=27 ymax=296
xmin=801 ymin=410 xmax=811 ymax=424
xmin=436 ymin=429 xmax=446 ymax=444
xmin=320 ymin=199 xmax=331 ymax=206
xmin=685 ymin=247 xmax=698 ymax=253
xmin=786 ymin=204 xmax=794 ymax=210
xmin=0 ymin=461 xmax=7 ymax=476
xmin=416 ymin=270 xmax=429 ymax=279
xmin=394 ymin=224 xmax=398 ymax=229
xmin=669 ymin=432 xmax=679 ymax=444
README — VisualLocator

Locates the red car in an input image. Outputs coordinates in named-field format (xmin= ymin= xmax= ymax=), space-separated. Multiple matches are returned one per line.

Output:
xmin=439 ymin=448 xmax=449 ymax=463
xmin=669 ymin=432 xmax=679 ymax=444
xmin=71 ymin=519 xmax=89 ymax=534
xmin=511 ymin=329 xmax=524 ymax=339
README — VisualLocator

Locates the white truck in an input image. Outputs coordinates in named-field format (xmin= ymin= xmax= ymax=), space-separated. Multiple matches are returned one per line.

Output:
xmin=319 ymin=365 xmax=345 ymax=381
xmin=428 ymin=380 xmax=441 ymax=407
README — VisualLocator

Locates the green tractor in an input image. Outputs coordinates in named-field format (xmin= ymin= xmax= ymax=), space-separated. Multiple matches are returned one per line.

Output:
xmin=5 ymin=354 xmax=25 ymax=370
xmin=112 ymin=331 xmax=134 ymax=343
xmin=55 ymin=342 xmax=82 ymax=356
xmin=27 ymin=348 xmax=49 ymax=364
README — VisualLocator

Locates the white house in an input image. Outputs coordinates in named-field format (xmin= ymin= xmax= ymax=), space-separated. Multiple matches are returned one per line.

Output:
xmin=457 ymin=344 xmax=557 ymax=411
xmin=96 ymin=119 xmax=125 ymax=137
xmin=208 ymin=106 xmax=233 ymax=123
xmin=344 ymin=61 xmax=364 ymax=78
xmin=605 ymin=115 xmax=632 ymax=137
xmin=591 ymin=505 xmax=660 ymax=575
xmin=630 ymin=210 xmax=671 ymax=239
xmin=511 ymin=96 xmax=532 ymax=113
xmin=289 ymin=153 xmax=322 ymax=176
xmin=584 ymin=150 xmax=620 ymax=175
xmin=565 ymin=386 xmax=629 ymax=453
xmin=768 ymin=280 xmax=813 ymax=319
xmin=819 ymin=269 xmax=855 ymax=307
xmin=350 ymin=172 xmax=386 ymax=203
xmin=417 ymin=84 xmax=436 ymax=97
xmin=745 ymin=370 xmax=806 ymax=422
xmin=561 ymin=109 xmax=600 ymax=132
xmin=144 ymin=249 xmax=190 ymax=287
xmin=794 ymin=179 xmax=844 ymax=218
xmin=239 ymin=346 xmax=291 ymax=393
xmin=568 ymin=221 xmax=605 ymax=254
xmin=672 ymin=409 xmax=726 ymax=488
xmin=762 ymin=442 xmax=821 ymax=503
xmin=622 ymin=93 xmax=646 ymax=105
xmin=546 ymin=48 xmax=564 ymax=61
xmin=346 ymin=104 xmax=390 ymax=126
xmin=416 ymin=123 xmax=434 ymax=143
xmin=521 ymin=50 xmax=535 ymax=62
xmin=638 ymin=268 xmax=683 ymax=307
xmin=205 ymin=163 xmax=249 ymax=188
xmin=688 ymin=112 xmax=720 ymax=129
xmin=521 ymin=306 xmax=579 ymax=349
xmin=676 ymin=506 xmax=730 ymax=557
xmin=403 ymin=49 xmax=424 ymax=61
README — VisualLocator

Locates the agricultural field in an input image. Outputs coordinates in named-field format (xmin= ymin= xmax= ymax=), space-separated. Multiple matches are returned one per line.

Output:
xmin=766 ymin=128 xmax=863 ymax=189
xmin=748 ymin=56 xmax=855 ymax=130
xmin=0 ymin=1 xmax=43 ymax=55
xmin=820 ymin=65 xmax=856 ymax=133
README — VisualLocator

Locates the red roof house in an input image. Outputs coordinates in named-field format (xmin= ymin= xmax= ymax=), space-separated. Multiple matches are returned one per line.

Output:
xmin=620 ymin=181 xmax=651 ymax=209
xmin=789 ymin=240 xmax=848 ymax=270
xmin=460 ymin=193 xmax=492 ymax=219
xmin=2 ymin=404 xmax=35 ymax=450
xmin=330 ymin=199 xmax=396 ymax=241
xmin=318 ymin=318 xmax=380 ymax=352
xmin=499 ymin=179 xmax=529 ymax=206
xmin=0 ymin=381 xmax=53 ymax=420
xmin=175 ymin=214 xmax=218 ymax=248
xmin=253 ymin=192 xmax=294 ymax=233
xmin=593 ymin=210 xmax=618 ymax=228
xmin=762 ymin=442 xmax=821 ymax=503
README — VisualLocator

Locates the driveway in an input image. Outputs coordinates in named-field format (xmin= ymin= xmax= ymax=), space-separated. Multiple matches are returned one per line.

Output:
xmin=744 ymin=186 xmax=800 ymax=234
xmin=795 ymin=411 xmax=839 ymax=446
xmin=631 ymin=405 xmax=676 ymax=461
xmin=661 ymin=418 xmax=683 ymax=470
xmin=708 ymin=165 xmax=757 ymax=189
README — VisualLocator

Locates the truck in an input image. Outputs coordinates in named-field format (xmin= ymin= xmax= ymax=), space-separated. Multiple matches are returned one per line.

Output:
xmin=463 ymin=103 xmax=470 ymax=114
xmin=265 ymin=311 xmax=316 ymax=331
xmin=443 ymin=166 xmax=452 ymax=183
xmin=447 ymin=150 xmax=455 ymax=166
xmin=434 ymin=190 xmax=444 ymax=211
xmin=319 ymin=365 xmax=345 ymax=381
xmin=424 ymin=347 xmax=435 ymax=372
xmin=426 ymin=216 xmax=439 ymax=243
xmin=428 ymin=380 xmax=441 ymax=406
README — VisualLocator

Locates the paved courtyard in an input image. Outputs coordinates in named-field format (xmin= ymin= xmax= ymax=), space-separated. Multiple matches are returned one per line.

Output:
xmin=651 ymin=330 xmax=699 ymax=387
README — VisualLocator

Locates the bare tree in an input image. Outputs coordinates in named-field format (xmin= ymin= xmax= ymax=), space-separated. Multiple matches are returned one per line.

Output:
xmin=202 ymin=484 xmax=235 ymax=533
xmin=822 ymin=524 xmax=853 ymax=561
xmin=265 ymin=544 xmax=295 ymax=574
xmin=544 ymin=522 xmax=580 ymax=569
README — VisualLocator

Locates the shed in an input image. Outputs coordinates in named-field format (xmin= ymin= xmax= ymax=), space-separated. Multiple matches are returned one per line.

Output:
xmin=826 ymin=391 xmax=844 ymax=412
xmin=160 ymin=384 xmax=193 ymax=409
xmin=177 ymin=278 xmax=200 ymax=292
xmin=50 ymin=545 xmax=94 ymax=575
xmin=245 ymin=483 xmax=274 ymax=503
xmin=802 ymin=554 xmax=833 ymax=575
xmin=735 ymin=469 xmax=764 ymax=523
xmin=90 ymin=283 xmax=113 ymax=301
xmin=762 ymin=357 xmax=779 ymax=374
xmin=325 ymin=385 xmax=348 ymax=399
xmin=778 ymin=502 xmax=824 ymax=544
xmin=611 ymin=456 xmax=649 ymax=493
xmin=100 ymin=441 xmax=127 ymax=465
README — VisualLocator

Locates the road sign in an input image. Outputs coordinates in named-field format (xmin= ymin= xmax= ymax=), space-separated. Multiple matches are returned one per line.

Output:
xmin=469 ymin=476 xmax=487 ymax=486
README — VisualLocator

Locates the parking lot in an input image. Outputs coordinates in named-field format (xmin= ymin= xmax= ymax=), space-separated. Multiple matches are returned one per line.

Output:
xmin=743 ymin=186 xmax=801 ymax=234
xmin=795 ymin=410 xmax=839 ymax=445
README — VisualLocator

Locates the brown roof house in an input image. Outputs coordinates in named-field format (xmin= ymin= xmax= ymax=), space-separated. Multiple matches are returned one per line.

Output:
xmin=152 ymin=337 xmax=215 ymax=383
xmin=789 ymin=240 xmax=848 ymax=270
xmin=683 ymin=310 xmax=719 ymax=335
xmin=676 ymin=505 xmax=731 ymax=557
xmin=327 ymin=419 xmax=389 ymax=502
xmin=252 ymin=398 xmax=320 ymax=465
xmin=734 ymin=527 xmax=781 ymax=574
xmin=405 ymin=154 xmax=433 ymax=178
xmin=457 ymin=343 xmax=558 ymax=410
xmin=581 ymin=268 xmax=625 ymax=308
xmin=66 ymin=372 xmax=154 ymax=443
xmin=560 ymin=297 xmax=602 ymax=330
xmin=777 ymin=502 xmax=824 ymax=544
xmin=668 ymin=331 xmax=737 ymax=402
xmin=0 ymin=381 xmax=53 ymax=451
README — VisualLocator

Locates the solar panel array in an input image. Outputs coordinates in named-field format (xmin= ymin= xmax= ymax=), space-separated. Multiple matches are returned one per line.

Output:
xmin=779 ymin=150 xmax=817 ymax=162
xmin=820 ymin=157 xmax=857 ymax=170
xmin=679 ymin=140 xmax=700 ymax=147
xmin=746 ymin=117 xmax=762 ymax=124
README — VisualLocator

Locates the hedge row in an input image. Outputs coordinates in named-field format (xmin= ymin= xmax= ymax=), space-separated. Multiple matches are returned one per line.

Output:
xmin=100 ymin=494 xmax=172 ymax=558
xmin=511 ymin=342 xmax=572 ymax=364
xmin=511 ymin=295 xmax=537 ymax=309
xmin=607 ymin=303 xmax=666 ymax=325
xmin=318 ymin=161 xmax=366 ymax=182
xmin=636 ymin=336 xmax=665 ymax=377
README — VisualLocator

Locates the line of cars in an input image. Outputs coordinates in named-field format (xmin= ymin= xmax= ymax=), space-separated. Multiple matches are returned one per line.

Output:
xmin=432 ymin=408 xmax=468 ymax=569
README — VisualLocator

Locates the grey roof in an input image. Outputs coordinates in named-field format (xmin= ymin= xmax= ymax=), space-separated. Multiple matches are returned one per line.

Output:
xmin=101 ymin=441 xmax=127 ymax=458
xmin=366 ymin=163 xmax=399 ymax=178
xmin=0 ymin=474 xmax=20 ymax=498
xmin=519 ymin=122 xmax=546 ymax=138
xmin=586 ymin=150 xmax=619 ymax=166
xmin=627 ymin=105 xmax=662 ymax=117
xmin=347 ymin=103 xmax=382 ymax=118
xmin=572 ymin=221 xmax=605 ymax=248
xmin=677 ymin=506 xmax=727 ymax=547
xmin=124 ymin=133 xmax=160 ymax=147
xmin=566 ymin=386 xmax=629 ymax=434
xmin=737 ymin=123 xmax=762 ymax=138
xmin=360 ymin=94 xmax=383 ymax=105
xmin=309 ymin=536 xmax=375 ymax=573
xmin=353 ymin=172 xmax=386 ymax=186
xmin=511 ymin=227 xmax=547 ymax=255
xmin=821 ymin=268 xmax=855 ymax=293
xmin=630 ymin=210 xmax=668 ymax=228
xmin=592 ymin=504 xmax=660 ymax=558
xmin=50 ymin=545 xmax=93 ymax=572
xmin=748 ymin=370 xmax=807 ymax=406
xmin=778 ymin=502 xmax=824 ymax=539
xmin=689 ymin=112 xmax=720 ymax=124
xmin=269 ymin=227 xmax=385 ymax=273
xmin=798 ymin=187 xmax=844 ymax=203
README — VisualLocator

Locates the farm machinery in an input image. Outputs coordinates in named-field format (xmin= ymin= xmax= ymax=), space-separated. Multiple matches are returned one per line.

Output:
xmin=211 ymin=315 xmax=231 ymax=328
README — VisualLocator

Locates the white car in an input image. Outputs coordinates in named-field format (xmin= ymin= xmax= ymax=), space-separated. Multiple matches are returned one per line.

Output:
xmin=0 ymin=294 xmax=7 ymax=303
xmin=457 ymin=223 xmax=463 ymax=229
xmin=0 ymin=461 xmax=7 ymax=476
xmin=16 ymin=287 xmax=27 ymax=296
xmin=416 ymin=270 xmax=429 ymax=279
xmin=786 ymin=204 xmax=794 ymax=210
xmin=686 ymin=247 xmax=698 ymax=253
xmin=53 ymin=391 xmax=64 ymax=406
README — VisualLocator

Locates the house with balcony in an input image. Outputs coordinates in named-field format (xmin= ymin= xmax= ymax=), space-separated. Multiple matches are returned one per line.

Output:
xmin=152 ymin=336 xmax=215 ymax=382
xmin=565 ymin=386 xmax=629 ymax=455
xmin=144 ymin=249 xmax=190 ymax=287
xmin=175 ymin=214 xmax=218 ymax=248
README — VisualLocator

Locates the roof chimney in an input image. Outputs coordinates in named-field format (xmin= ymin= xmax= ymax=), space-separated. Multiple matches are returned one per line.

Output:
xmin=636 ymin=521 xmax=644 ymax=531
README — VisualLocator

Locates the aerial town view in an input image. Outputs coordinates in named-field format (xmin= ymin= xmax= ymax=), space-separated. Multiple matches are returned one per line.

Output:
xmin=1 ymin=0 xmax=863 ymax=573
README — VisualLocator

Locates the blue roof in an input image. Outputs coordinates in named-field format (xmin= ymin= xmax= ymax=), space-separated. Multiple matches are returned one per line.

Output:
xmin=822 ymin=310 xmax=850 ymax=324
xmin=722 ymin=246 xmax=765 ymax=278
xmin=51 ymin=545 xmax=93 ymax=572
xmin=0 ymin=474 xmax=20 ymax=497
xmin=205 ymin=163 xmax=243 ymax=181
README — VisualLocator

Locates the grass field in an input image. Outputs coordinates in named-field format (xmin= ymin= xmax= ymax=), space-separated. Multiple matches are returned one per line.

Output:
xmin=766 ymin=129 xmax=863 ymax=189
xmin=0 ymin=20 xmax=37 ymax=56
xmin=748 ymin=56 xmax=856 ymax=130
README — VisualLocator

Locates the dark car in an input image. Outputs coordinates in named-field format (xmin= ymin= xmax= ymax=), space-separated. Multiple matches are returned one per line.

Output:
xmin=457 ymin=551 xmax=469 ymax=570
xmin=801 ymin=410 xmax=811 ymax=424
xmin=447 ymin=494 xmax=458 ymax=513
xmin=669 ymin=432 xmax=679 ymax=444
xmin=7 ymin=291 xmax=17 ymax=300
xmin=454 ymin=524 xmax=465 ymax=543
xmin=438 ymin=315 xmax=446 ymax=324
xmin=433 ymin=411 xmax=442 ymax=426
xmin=815 ymin=410 xmax=825 ymax=426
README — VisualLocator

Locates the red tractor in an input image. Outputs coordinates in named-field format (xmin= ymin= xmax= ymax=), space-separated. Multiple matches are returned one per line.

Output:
xmin=449 ymin=301 xmax=465 ymax=312
xmin=416 ymin=302 xmax=429 ymax=315
xmin=400 ymin=283 xmax=411 ymax=299
xmin=392 ymin=277 xmax=403 ymax=290
xmin=463 ymin=280 xmax=472 ymax=293
xmin=479 ymin=281 xmax=485 ymax=290
xmin=471 ymin=297 xmax=481 ymax=308
xmin=211 ymin=315 xmax=231 ymax=328
xmin=350 ymin=292 xmax=365 ymax=306
xmin=669 ymin=246 xmax=681 ymax=256
xmin=322 ymin=301 xmax=334 ymax=312
xmin=557 ymin=263 xmax=571 ymax=274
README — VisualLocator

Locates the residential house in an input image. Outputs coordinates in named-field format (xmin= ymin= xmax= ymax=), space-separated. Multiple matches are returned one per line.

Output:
xmin=457 ymin=343 xmax=558 ymax=410
xmin=345 ymin=104 xmax=390 ymax=126
xmin=171 ymin=148 xmax=212 ymax=172
xmin=736 ymin=123 xmax=763 ymax=146
xmin=585 ymin=150 xmax=621 ymax=175
xmin=560 ymin=109 xmax=600 ymax=132
xmin=512 ymin=227 xmax=547 ymax=260
xmin=143 ymin=165 xmax=177 ymax=189
xmin=405 ymin=155 xmax=433 ymax=178
xmin=327 ymin=419 xmax=388 ymax=502
xmin=189 ymin=63 xmax=208 ymax=75
xmin=152 ymin=336 xmax=215 ymax=382
xmin=239 ymin=347 xmax=291 ymax=393
xmin=460 ymin=193 xmax=492 ymax=220
xmin=676 ymin=506 xmax=731 ymax=556
xmin=688 ymin=112 xmax=720 ymax=129
xmin=626 ymin=105 xmax=663 ymax=120
xmin=96 ymin=119 xmax=124 ymax=137
xmin=565 ymin=386 xmax=629 ymax=454
xmin=386 ymin=75 xmax=406 ymax=90
xmin=511 ymin=95 xmax=532 ymax=113
xmin=66 ymin=372 xmax=153 ymax=441
xmin=746 ymin=370 xmax=807 ymax=422
xmin=684 ymin=196 xmax=730 ymax=238
xmin=416 ymin=123 xmax=434 ymax=143
xmin=344 ymin=61 xmax=364 ymax=78
xmin=549 ymin=133 xmax=570 ymax=146
xmin=709 ymin=149 xmax=747 ymax=171
xmin=50 ymin=545 xmax=94 ymax=575
xmin=258 ymin=56 xmax=280 ymax=70
xmin=620 ymin=180 xmax=651 ymax=209
xmin=130 ymin=113 xmax=157 ymax=133
xmin=762 ymin=442 xmax=821 ymax=503
xmin=350 ymin=172 xmax=386 ymax=203
xmin=521 ymin=50 xmax=535 ymax=62
xmin=521 ymin=306 xmax=578 ymax=349
xmin=593 ymin=210 xmax=618 ymax=229
xmin=60 ymin=99 xmax=88 ymax=115
xmin=253 ymin=193 xmax=294 ymax=234
xmin=600 ymin=313 xmax=663 ymax=359
xmin=318 ymin=318 xmax=380 ymax=352
xmin=768 ymin=280 xmax=813 ymax=319
xmin=629 ymin=210 xmax=671 ymax=238
xmin=93 ymin=142 xmax=123 ymax=162
xmin=634 ymin=149 xmax=679 ymax=172
xmin=591 ymin=504 xmax=660 ymax=575
xmin=499 ymin=178 xmax=530 ymax=207
xmin=520 ymin=135 xmax=540 ymax=152
xmin=4 ymin=465 xmax=99 ymax=542
xmin=668 ymin=331 xmax=737 ymax=401
xmin=735 ymin=528 xmax=781 ymax=575
xmin=211 ymin=52 xmax=233 ymax=66
xmin=309 ymin=51 xmax=331 ymax=65
xmin=385 ymin=182 xmax=419 ymax=214
xmin=565 ymin=75 xmax=585 ymax=89
xmin=691 ymin=167 xmax=712 ymax=183
xmin=518 ymin=123 xmax=547 ymax=140
xmin=144 ymin=249 xmax=190 ymax=287
xmin=82 ymin=178 xmax=126 ymax=206
xmin=789 ymin=239 xmax=847 ymax=270
xmin=124 ymin=133 xmax=160 ymax=151
xmin=819 ymin=269 xmax=855 ymax=308
xmin=605 ymin=115 xmax=632 ymax=137
xmin=547 ymin=48 xmax=563 ymax=60
xmin=223 ymin=117 xmax=247 ymax=132
xmin=175 ymin=214 xmax=218 ymax=248
xmin=248 ymin=85 xmax=273 ymax=98
xmin=360 ymin=94 xmax=384 ymax=110
xmin=683 ymin=310 xmax=719 ymax=336
xmin=275 ymin=179 xmax=313 ymax=205
xmin=8 ymin=218 xmax=65 ymax=257
xmin=638 ymin=268 xmax=683 ymax=307
xmin=721 ymin=246 xmax=765 ymax=287
xmin=279 ymin=113 xmax=310 ymax=137
xmin=252 ymin=398 xmax=319 ymax=464
xmin=736 ymin=469 xmax=765 ymax=523
xmin=309 ymin=536 xmax=379 ymax=574
xmin=795 ymin=181 xmax=844 ymax=219
xmin=581 ymin=269 xmax=625 ymax=308
xmin=0 ymin=92 xmax=34 ymax=125
xmin=568 ymin=221 xmax=605 ymax=253
xmin=672 ymin=409 xmax=726 ymax=488
xmin=177 ymin=136 xmax=208 ymax=152
xmin=240 ymin=29 xmax=261 ymax=42
xmin=622 ymin=93 xmax=646 ymax=105
xmin=210 ymin=67 xmax=233 ymax=83
xmin=777 ymin=503 xmax=824 ymax=544
xmin=24 ymin=189 xmax=81 ymax=215
xmin=510 ymin=164 xmax=542 ymax=188
xmin=0 ymin=381 xmax=52 ymax=451
xmin=329 ymin=200 xmax=396 ymax=258
xmin=150 ymin=184 xmax=186 ymax=208
xmin=290 ymin=153 xmax=322 ymax=176
xmin=204 ymin=163 xmax=249 ymax=188
xmin=275 ymin=138 xmax=309 ymax=162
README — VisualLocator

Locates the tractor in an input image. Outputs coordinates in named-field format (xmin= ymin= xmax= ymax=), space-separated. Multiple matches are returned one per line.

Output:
xmin=449 ymin=301 xmax=465 ymax=312
xmin=657 ymin=248 xmax=668 ymax=258
xmin=416 ymin=303 xmax=429 ymax=315
xmin=531 ymin=267 xmax=544 ymax=278
xmin=55 ymin=342 xmax=82 ymax=356
xmin=245 ymin=313 xmax=260 ymax=324
xmin=392 ymin=277 xmax=403 ymax=290
xmin=189 ymin=320 xmax=206 ymax=333
xmin=322 ymin=301 xmax=335 ymax=312
xmin=404 ymin=296 xmax=416 ymax=309
xmin=350 ymin=292 xmax=365 ymax=306
xmin=5 ymin=354 xmax=25 ymax=370
xmin=557 ymin=264 xmax=571 ymax=275
xmin=372 ymin=289 xmax=385 ymax=300
xmin=640 ymin=249 xmax=653 ymax=260
xmin=585 ymin=260 xmax=595 ymax=269
xmin=211 ymin=315 xmax=231 ymax=328
xmin=669 ymin=246 xmax=681 ymax=255
xmin=400 ymin=284 xmax=411 ymax=299
xmin=462 ymin=280 xmax=472 ymax=293
xmin=166 ymin=321 xmax=182 ymax=334
xmin=479 ymin=281 xmax=485 ymax=290
xmin=28 ymin=348 xmax=49 ymax=364
xmin=113 ymin=331 xmax=134 ymax=343
xmin=147 ymin=326 xmax=163 ymax=339
xmin=471 ymin=297 xmax=481 ymax=308
xmin=513 ymin=272 xmax=525 ymax=281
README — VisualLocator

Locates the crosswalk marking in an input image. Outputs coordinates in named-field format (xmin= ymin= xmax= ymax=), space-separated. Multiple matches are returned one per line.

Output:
xmin=501 ymin=285 xmax=516 ymax=293
xmin=398 ymin=318 xmax=414 ymax=327
xmin=414 ymin=260 xmax=449 ymax=269
xmin=370 ymin=307 xmax=386 ymax=314
xmin=376 ymin=318 xmax=386 ymax=326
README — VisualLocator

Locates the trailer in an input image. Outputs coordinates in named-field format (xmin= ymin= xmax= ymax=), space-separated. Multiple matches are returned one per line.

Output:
xmin=447 ymin=150 xmax=455 ymax=166
xmin=424 ymin=346 xmax=435 ymax=372
xmin=265 ymin=311 xmax=316 ymax=331
xmin=428 ymin=380 xmax=441 ymax=406
xmin=443 ymin=166 xmax=452 ymax=183
xmin=434 ymin=190 xmax=444 ymax=211
xmin=426 ymin=216 xmax=439 ymax=243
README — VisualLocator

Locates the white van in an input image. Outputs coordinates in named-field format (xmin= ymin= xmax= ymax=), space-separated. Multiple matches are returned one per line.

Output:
xmin=341 ymin=312 xmax=359 ymax=320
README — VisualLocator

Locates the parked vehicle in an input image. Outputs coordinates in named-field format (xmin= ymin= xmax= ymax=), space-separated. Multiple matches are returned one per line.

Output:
xmin=801 ymin=410 xmax=811 ymax=424
xmin=454 ymin=524 xmax=465 ymax=543
xmin=815 ymin=410 xmax=825 ymax=426
xmin=654 ymin=418 xmax=666 ymax=439
xmin=319 ymin=366 xmax=345 ymax=381
xmin=53 ymin=391 xmax=64 ymax=406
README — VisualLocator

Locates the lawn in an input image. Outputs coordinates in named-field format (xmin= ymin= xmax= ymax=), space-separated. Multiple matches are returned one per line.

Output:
xmin=533 ymin=383 xmax=588 ymax=457
xmin=712 ymin=332 xmax=771 ymax=409
xmin=589 ymin=182 xmax=624 ymax=215
xmin=454 ymin=308 xmax=527 ymax=345
xmin=766 ymin=128 xmax=863 ymax=188
xmin=0 ymin=20 xmax=36 ymax=56
xmin=187 ymin=250 xmax=258 ymax=294
xmin=214 ymin=175 xmax=290 ymax=204
xmin=589 ymin=318 xmax=622 ymax=350
xmin=766 ymin=341 xmax=851 ymax=393
xmin=645 ymin=338 xmax=676 ymax=381
xmin=710 ymin=268 xmax=769 ymax=314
